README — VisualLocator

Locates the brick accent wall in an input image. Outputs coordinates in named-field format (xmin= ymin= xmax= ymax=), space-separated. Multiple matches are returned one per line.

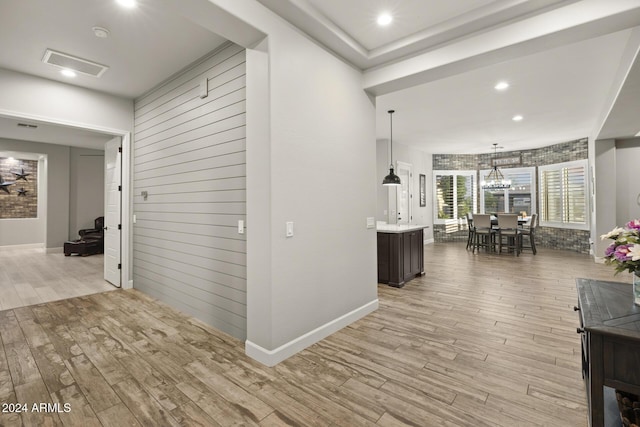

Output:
xmin=433 ymin=139 xmax=590 ymax=253
xmin=0 ymin=158 xmax=38 ymax=219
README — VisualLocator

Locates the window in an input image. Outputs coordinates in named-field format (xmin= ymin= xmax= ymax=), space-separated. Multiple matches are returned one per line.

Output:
xmin=479 ymin=167 xmax=536 ymax=216
xmin=433 ymin=171 xmax=476 ymax=224
xmin=538 ymin=159 xmax=588 ymax=229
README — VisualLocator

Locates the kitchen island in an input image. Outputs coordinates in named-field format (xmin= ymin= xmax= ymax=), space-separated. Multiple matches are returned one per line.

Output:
xmin=377 ymin=224 xmax=429 ymax=287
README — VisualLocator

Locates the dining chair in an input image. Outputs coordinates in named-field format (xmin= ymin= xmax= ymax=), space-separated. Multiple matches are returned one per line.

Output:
xmin=472 ymin=214 xmax=496 ymax=253
xmin=497 ymin=213 xmax=521 ymax=256
xmin=520 ymin=213 xmax=538 ymax=254
xmin=465 ymin=212 xmax=475 ymax=250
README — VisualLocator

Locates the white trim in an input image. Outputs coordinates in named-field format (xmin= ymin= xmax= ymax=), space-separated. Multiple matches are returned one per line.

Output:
xmin=424 ymin=238 xmax=435 ymax=245
xmin=538 ymin=159 xmax=589 ymax=230
xmin=45 ymin=247 xmax=63 ymax=254
xmin=245 ymin=299 xmax=379 ymax=367
xmin=396 ymin=161 xmax=412 ymax=224
xmin=479 ymin=166 xmax=536 ymax=215
xmin=593 ymin=256 xmax=606 ymax=264
xmin=432 ymin=170 xmax=477 ymax=224
xmin=0 ymin=243 xmax=44 ymax=251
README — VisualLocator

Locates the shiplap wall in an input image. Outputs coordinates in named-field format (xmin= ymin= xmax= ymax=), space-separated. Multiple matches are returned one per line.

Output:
xmin=133 ymin=42 xmax=247 ymax=339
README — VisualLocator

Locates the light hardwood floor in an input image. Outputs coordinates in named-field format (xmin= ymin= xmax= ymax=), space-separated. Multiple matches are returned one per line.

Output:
xmin=0 ymin=243 xmax=627 ymax=426
xmin=0 ymin=248 xmax=115 ymax=310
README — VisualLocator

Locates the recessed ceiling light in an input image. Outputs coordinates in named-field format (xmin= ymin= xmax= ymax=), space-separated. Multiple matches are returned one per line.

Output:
xmin=512 ymin=115 xmax=523 ymax=121
xmin=92 ymin=26 xmax=110 ymax=38
xmin=494 ymin=81 xmax=509 ymax=91
xmin=60 ymin=69 xmax=77 ymax=78
xmin=116 ymin=0 xmax=137 ymax=8
xmin=377 ymin=13 xmax=392 ymax=26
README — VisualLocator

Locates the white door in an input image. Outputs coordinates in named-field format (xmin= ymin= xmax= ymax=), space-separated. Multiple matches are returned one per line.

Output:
xmin=396 ymin=162 xmax=412 ymax=224
xmin=104 ymin=137 xmax=121 ymax=287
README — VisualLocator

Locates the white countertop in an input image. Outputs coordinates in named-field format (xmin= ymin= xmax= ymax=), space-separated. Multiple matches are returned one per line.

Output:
xmin=376 ymin=224 xmax=430 ymax=233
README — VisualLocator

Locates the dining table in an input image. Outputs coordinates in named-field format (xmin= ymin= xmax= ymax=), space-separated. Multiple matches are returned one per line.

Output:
xmin=489 ymin=215 xmax=530 ymax=227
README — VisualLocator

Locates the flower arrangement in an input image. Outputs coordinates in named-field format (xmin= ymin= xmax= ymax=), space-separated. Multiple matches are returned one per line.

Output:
xmin=601 ymin=219 xmax=640 ymax=275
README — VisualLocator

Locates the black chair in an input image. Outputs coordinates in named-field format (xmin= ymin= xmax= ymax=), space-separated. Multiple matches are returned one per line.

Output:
xmin=520 ymin=213 xmax=538 ymax=255
xmin=473 ymin=214 xmax=496 ymax=253
xmin=79 ymin=216 xmax=104 ymax=242
xmin=64 ymin=217 xmax=104 ymax=256
xmin=497 ymin=214 xmax=521 ymax=256
xmin=465 ymin=212 xmax=475 ymax=250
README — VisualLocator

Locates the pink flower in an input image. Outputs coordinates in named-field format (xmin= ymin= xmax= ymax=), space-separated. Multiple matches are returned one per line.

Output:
xmin=627 ymin=219 xmax=640 ymax=230
xmin=614 ymin=244 xmax=633 ymax=262
xmin=604 ymin=243 xmax=616 ymax=257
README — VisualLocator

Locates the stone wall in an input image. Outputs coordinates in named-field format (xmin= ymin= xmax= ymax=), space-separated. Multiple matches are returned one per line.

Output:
xmin=433 ymin=138 xmax=588 ymax=169
xmin=0 ymin=158 xmax=38 ymax=219
xmin=433 ymin=139 xmax=590 ymax=253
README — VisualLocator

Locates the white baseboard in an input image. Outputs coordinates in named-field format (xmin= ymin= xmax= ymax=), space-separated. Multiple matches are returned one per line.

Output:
xmin=0 ymin=243 xmax=44 ymax=252
xmin=45 ymin=247 xmax=63 ymax=254
xmin=593 ymin=256 xmax=605 ymax=264
xmin=126 ymin=279 xmax=134 ymax=289
xmin=424 ymin=238 xmax=434 ymax=245
xmin=245 ymin=298 xmax=379 ymax=367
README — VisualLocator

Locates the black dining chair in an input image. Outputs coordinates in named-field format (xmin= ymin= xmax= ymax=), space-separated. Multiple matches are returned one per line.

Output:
xmin=472 ymin=214 xmax=496 ymax=253
xmin=520 ymin=213 xmax=538 ymax=255
xmin=497 ymin=213 xmax=521 ymax=256
xmin=465 ymin=212 xmax=475 ymax=250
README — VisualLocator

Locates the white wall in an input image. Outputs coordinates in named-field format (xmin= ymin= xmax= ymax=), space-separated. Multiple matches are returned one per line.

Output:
xmin=69 ymin=147 xmax=104 ymax=239
xmin=377 ymin=139 xmax=434 ymax=243
xmin=0 ymin=138 xmax=69 ymax=248
xmin=594 ymin=139 xmax=617 ymax=258
xmin=615 ymin=138 xmax=640 ymax=224
xmin=0 ymin=68 xmax=132 ymax=132
xmin=177 ymin=0 xmax=379 ymax=364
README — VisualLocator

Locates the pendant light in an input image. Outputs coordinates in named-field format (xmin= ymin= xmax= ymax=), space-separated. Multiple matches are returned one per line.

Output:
xmin=382 ymin=109 xmax=401 ymax=186
xmin=481 ymin=143 xmax=511 ymax=190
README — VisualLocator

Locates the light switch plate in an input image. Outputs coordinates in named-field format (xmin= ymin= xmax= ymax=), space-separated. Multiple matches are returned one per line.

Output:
xmin=286 ymin=221 xmax=294 ymax=237
xmin=366 ymin=217 xmax=375 ymax=229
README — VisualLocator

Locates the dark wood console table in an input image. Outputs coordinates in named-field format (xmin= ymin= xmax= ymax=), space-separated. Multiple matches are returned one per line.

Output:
xmin=576 ymin=278 xmax=640 ymax=427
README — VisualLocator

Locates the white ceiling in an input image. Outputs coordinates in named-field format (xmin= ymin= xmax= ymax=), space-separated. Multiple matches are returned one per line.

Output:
xmin=376 ymin=29 xmax=632 ymax=153
xmin=0 ymin=0 xmax=227 ymax=151
xmin=0 ymin=116 xmax=113 ymax=150
xmin=0 ymin=0 xmax=226 ymax=98
xmin=258 ymin=0 xmax=640 ymax=153
xmin=1 ymin=0 xmax=640 ymax=155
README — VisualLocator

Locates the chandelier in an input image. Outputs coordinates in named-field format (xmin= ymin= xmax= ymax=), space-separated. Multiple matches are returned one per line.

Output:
xmin=481 ymin=143 xmax=511 ymax=190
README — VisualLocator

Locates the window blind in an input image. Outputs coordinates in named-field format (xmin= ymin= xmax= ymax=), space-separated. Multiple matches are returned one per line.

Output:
xmin=435 ymin=172 xmax=475 ymax=221
xmin=539 ymin=160 xmax=587 ymax=227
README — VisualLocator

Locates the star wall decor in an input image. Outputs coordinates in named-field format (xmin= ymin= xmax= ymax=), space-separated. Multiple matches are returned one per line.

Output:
xmin=13 ymin=168 xmax=30 ymax=181
xmin=0 ymin=175 xmax=15 ymax=194
xmin=17 ymin=188 xmax=27 ymax=196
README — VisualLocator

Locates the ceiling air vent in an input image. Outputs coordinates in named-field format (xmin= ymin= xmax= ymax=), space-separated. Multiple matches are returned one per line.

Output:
xmin=17 ymin=123 xmax=38 ymax=129
xmin=42 ymin=49 xmax=109 ymax=78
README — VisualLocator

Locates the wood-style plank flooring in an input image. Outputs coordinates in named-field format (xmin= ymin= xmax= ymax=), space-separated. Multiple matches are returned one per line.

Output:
xmin=0 ymin=248 xmax=115 ymax=310
xmin=0 ymin=242 xmax=627 ymax=426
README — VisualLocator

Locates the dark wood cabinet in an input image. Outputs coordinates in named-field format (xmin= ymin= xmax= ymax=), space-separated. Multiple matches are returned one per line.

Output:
xmin=576 ymin=278 xmax=640 ymax=427
xmin=377 ymin=228 xmax=424 ymax=287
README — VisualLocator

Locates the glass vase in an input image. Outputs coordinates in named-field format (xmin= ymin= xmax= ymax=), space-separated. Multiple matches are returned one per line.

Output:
xmin=634 ymin=272 xmax=640 ymax=307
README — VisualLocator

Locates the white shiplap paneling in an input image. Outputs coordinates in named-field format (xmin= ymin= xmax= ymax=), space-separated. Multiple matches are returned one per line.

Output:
xmin=133 ymin=42 xmax=247 ymax=340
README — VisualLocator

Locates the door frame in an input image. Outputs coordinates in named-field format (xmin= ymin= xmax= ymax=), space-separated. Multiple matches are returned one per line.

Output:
xmin=396 ymin=161 xmax=413 ymax=224
xmin=0 ymin=108 xmax=132 ymax=289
